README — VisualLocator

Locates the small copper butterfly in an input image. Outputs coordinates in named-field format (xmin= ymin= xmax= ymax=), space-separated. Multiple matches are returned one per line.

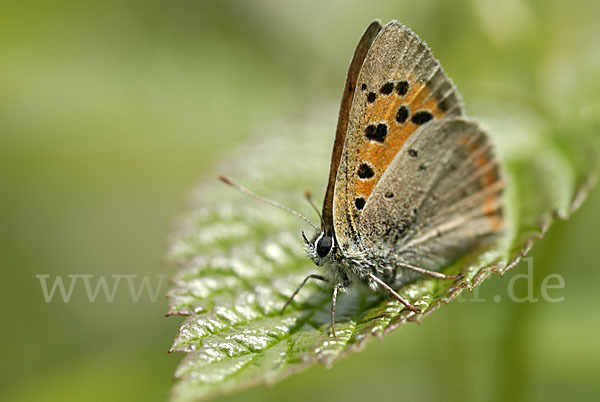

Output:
xmin=220 ymin=20 xmax=504 ymax=337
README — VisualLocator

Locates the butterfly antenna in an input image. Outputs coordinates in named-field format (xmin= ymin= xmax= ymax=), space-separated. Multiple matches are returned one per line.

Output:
xmin=304 ymin=188 xmax=325 ymax=229
xmin=217 ymin=175 xmax=319 ymax=231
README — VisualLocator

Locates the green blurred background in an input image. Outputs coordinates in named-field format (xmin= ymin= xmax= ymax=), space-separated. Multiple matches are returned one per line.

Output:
xmin=2 ymin=1 xmax=599 ymax=401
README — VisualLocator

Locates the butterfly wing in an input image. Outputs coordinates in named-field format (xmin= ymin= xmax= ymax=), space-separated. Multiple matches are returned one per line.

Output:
xmin=322 ymin=20 xmax=383 ymax=236
xmin=359 ymin=118 xmax=504 ymax=272
xmin=333 ymin=21 xmax=463 ymax=253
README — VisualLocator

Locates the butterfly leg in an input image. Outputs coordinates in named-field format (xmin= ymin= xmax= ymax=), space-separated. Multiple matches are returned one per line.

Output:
xmin=281 ymin=274 xmax=327 ymax=313
xmin=367 ymin=273 xmax=421 ymax=313
xmin=330 ymin=282 xmax=344 ymax=338
xmin=396 ymin=261 xmax=464 ymax=280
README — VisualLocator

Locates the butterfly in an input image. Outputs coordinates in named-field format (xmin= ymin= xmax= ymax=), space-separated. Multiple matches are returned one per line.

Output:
xmin=221 ymin=20 xmax=504 ymax=337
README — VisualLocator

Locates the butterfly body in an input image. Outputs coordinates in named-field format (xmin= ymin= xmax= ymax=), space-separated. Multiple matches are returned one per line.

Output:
xmin=299 ymin=20 xmax=504 ymax=327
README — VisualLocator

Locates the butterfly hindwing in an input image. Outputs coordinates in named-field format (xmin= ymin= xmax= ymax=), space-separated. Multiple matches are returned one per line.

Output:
xmin=333 ymin=21 xmax=463 ymax=252
xmin=359 ymin=118 xmax=504 ymax=273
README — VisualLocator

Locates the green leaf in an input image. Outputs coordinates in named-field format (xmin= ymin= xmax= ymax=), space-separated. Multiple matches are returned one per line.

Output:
xmin=166 ymin=104 xmax=599 ymax=402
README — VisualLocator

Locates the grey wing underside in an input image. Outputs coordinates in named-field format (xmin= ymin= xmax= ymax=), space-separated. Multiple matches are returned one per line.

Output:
xmin=332 ymin=21 xmax=464 ymax=253
xmin=359 ymin=118 xmax=505 ymax=271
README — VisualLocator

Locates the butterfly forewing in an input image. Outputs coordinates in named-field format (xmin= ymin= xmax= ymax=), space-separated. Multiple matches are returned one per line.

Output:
xmin=333 ymin=21 xmax=464 ymax=251
xmin=322 ymin=20 xmax=383 ymax=236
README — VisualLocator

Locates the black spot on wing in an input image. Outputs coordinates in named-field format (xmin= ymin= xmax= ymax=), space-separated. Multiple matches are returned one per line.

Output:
xmin=395 ymin=105 xmax=410 ymax=123
xmin=411 ymin=110 xmax=433 ymax=125
xmin=357 ymin=163 xmax=375 ymax=179
xmin=365 ymin=123 xmax=387 ymax=143
xmin=396 ymin=80 xmax=409 ymax=96
xmin=380 ymin=82 xmax=394 ymax=95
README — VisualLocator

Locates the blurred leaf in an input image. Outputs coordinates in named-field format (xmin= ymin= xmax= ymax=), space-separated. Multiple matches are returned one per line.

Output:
xmin=166 ymin=103 xmax=599 ymax=402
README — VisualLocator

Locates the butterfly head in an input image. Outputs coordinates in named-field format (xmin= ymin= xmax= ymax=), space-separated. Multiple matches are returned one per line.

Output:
xmin=303 ymin=230 xmax=336 ymax=266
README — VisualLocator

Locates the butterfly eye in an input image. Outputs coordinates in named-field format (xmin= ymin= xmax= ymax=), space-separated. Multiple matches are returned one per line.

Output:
xmin=316 ymin=235 xmax=333 ymax=258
